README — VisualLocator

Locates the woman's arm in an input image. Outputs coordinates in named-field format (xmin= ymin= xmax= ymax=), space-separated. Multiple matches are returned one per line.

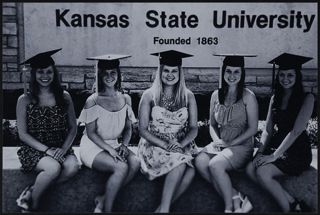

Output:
xmin=257 ymin=95 xmax=274 ymax=153
xmin=272 ymin=94 xmax=314 ymax=158
xmin=16 ymin=94 xmax=50 ymax=152
xmin=230 ymin=89 xmax=258 ymax=146
xmin=121 ymin=94 xmax=133 ymax=147
xmin=138 ymin=89 xmax=169 ymax=149
xmin=59 ymin=91 xmax=77 ymax=154
xmin=180 ymin=90 xmax=198 ymax=148
xmin=209 ymin=90 xmax=221 ymax=141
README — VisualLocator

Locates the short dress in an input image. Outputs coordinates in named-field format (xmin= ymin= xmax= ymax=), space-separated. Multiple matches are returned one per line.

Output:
xmin=137 ymin=102 xmax=198 ymax=180
xmin=17 ymin=103 xmax=74 ymax=172
xmin=203 ymin=97 xmax=254 ymax=169
xmin=78 ymin=96 xmax=137 ymax=168
xmin=262 ymin=105 xmax=312 ymax=176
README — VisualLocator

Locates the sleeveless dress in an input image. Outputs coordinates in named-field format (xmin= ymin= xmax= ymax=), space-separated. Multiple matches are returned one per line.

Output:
xmin=203 ymin=97 xmax=254 ymax=169
xmin=78 ymin=95 xmax=137 ymax=168
xmin=137 ymin=98 xmax=198 ymax=180
xmin=262 ymin=99 xmax=312 ymax=176
xmin=17 ymin=103 xmax=74 ymax=172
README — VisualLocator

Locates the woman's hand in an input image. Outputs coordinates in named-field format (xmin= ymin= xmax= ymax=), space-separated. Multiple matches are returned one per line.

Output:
xmin=53 ymin=148 xmax=67 ymax=161
xmin=45 ymin=147 xmax=65 ymax=163
xmin=167 ymin=140 xmax=183 ymax=153
xmin=255 ymin=154 xmax=277 ymax=168
xmin=109 ymin=149 xmax=125 ymax=163
xmin=253 ymin=152 xmax=264 ymax=168
xmin=117 ymin=144 xmax=129 ymax=160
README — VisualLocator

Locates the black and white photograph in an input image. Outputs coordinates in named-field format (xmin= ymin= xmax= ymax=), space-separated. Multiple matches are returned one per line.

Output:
xmin=2 ymin=1 xmax=318 ymax=213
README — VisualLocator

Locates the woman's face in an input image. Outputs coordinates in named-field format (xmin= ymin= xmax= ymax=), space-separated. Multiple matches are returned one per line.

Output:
xmin=278 ymin=69 xmax=296 ymax=89
xmin=35 ymin=66 xmax=54 ymax=87
xmin=161 ymin=65 xmax=180 ymax=86
xmin=224 ymin=66 xmax=242 ymax=86
xmin=100 ymin=69 xmax=118 ymax=88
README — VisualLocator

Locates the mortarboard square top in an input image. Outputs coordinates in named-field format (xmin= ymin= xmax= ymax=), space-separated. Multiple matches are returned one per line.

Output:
xmin=87 ymin=54 xmax=131 ymax=69
xmin=20 ymin=48 xmax=62 ymax=69
xmin=268 ymin=53 xmax=312 ymax=70
xmin=151 ymin=50 xmax=193 ymax=67
xmin=213 ymin=54 xmax=257 ymax=67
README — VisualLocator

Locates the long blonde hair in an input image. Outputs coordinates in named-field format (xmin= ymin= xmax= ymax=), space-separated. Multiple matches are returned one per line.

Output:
xmin=150 ymin=64 xmax=188 ymax=108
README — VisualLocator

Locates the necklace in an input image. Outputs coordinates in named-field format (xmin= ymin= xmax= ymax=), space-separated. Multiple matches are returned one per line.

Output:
xmin=161 ymin=94 xmax=175 ymax=110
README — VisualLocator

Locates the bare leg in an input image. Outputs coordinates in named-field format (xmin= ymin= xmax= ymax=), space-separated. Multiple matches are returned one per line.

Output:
xmin=256 ymin=164 xmax=291 ymax=212
xmin=171 ymin=166 xmax=195 ymax=203
xmin=246 ymin=162 xmax=295 ymax=206
xmin=122 ymin=150 xmax=140 ymax=186
xmin=158 ymin=163 xmax=186 ymax=213
xmin=56 ymin=154 xmax=80 ymax=184
xmin=208 ymin=155 xmax=234 ymax=212
xmin=195 ymin=152 xmax=223 ymax=196
xmin=92 ymin=151 xmax=128 ymax=212
xmin=31 ymin=156 xmax=62 ymax=210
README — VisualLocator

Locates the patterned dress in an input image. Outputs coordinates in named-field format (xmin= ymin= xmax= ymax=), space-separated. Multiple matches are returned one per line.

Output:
xmin=263 ymin=98 xmax=312 ymax=175
xmin=17 ymin=103 xmax=74 ymax=172
xmin=203 ymin=96 xmax=254 ymax=169
xmin=137 ymin=102 xmax=198 ymax=180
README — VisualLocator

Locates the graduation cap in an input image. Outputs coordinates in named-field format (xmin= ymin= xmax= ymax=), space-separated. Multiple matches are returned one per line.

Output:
xmin=86 ymin=54 xmax=131 ymax=94
xmin=268 ymin=53 xmax=312 ymax=89
xmin=87 ymin=54 xmax=131 ymax=70
xmin=213 ymin=53 xmax=257 ymax=88
xmin=20 ymin=48 xmax=62 ymax=94
xmin=150 ymin=50 xmax=193 ymax=67
xmin=20 ymin=48 xmax=62 ymax=69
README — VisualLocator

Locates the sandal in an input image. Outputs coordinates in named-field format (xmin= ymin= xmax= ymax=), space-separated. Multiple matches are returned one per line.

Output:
xmin=290 ymin=199 xmax=301 ymax=212
xmin=233 ymin=192 xmax=253 ymax=213
xmin=94 ymin=195 xmax=103 ymax=213
xmin=16 ymin=185 xmax=32 ymax=211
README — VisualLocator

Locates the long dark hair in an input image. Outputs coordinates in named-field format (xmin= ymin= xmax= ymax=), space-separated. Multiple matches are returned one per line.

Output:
xmin=218 ymin=64 xmax=246 ymax=104
xmin=97 ymin=67 xmax=123 ymax=93
xmin=272 ymin=68 xmax=304 ymax=119
xmin=29 ymin=65 xmax=66 ymax=108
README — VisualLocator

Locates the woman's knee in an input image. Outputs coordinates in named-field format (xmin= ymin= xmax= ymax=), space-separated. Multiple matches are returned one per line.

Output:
xmin=208 ymin=158 xmax=227 ymax=176
xmin=42 ymin=159 xmax=62 ymax=178
xmin=195 ymin=153 xmax=209 ymax=170
xmin=256 ymin=165 xmax=273 ymax=183
xmin=63 ymin=156 xmax=80 ymax=177
xmin=129 ymin=155 xmax=140 ymax=171
xmin=113 ymin=162 xmax=129 ymax=176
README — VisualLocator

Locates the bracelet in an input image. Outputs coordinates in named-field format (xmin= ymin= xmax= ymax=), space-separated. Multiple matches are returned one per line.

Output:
xmin=44 ymin=147 xmax=50 ymax=154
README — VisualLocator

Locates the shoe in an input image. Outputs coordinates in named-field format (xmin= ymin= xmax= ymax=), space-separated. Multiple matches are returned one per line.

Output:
xmin=94 ymin=195 xmax=103 ymax=213
xmin=16 ymin=185 xmax=32 ymax=211
xmin=233 ymin=192 xmax=253 ymax=213
xmin=289 ymin=199 xmax=301 ymax=212
xmin=224 ymin=209 xmax=233 ymax=213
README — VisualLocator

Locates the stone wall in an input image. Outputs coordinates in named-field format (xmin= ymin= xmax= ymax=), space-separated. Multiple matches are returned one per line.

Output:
xmin=2 ymin=3 xmax=318 ymax=97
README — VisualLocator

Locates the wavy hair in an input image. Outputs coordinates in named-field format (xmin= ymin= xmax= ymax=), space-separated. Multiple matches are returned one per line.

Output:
xmin=151 ymin=64 xmax=188 ymax=108
xmin=29 ymin=65 xmax=66 ymax=108
xmin=218 ymin=64 xmax=246 ymax=104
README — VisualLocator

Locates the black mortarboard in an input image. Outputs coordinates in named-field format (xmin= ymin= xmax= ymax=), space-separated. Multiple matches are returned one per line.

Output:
xmin=150 ymin=50 xmax=193 ymax=66
xmin=213 ymin=54 xmax=257 ymax=88
xmin=213 ymin=54 xmax=257 ymax=67
xmin=20 ymin=48 xmax=62 ymax=69
xmin=268 ymin=53 xmax=312 ymax=89
xmin=87 ymin=54 xmax=131 ymax=93
xmin=87 ymin=54 xmax=131 ymax=70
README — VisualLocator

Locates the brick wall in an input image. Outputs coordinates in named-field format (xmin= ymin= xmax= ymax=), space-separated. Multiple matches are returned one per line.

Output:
xmin=2 ymin=3 xmax=318 ymax=97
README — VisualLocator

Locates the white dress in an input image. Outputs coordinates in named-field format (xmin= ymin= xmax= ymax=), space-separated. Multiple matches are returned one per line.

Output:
xmin=78 ymin=97 xmax=136 ymax=168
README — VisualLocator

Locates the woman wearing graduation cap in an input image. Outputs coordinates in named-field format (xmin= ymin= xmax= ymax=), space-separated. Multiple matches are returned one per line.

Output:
xmin=245 ymin=53 xmax=314 ymax=212
xmin=195 ymin=54 xmax=258 ymax=213
xmin=78 ymin=54 xmax=140 ymax=213
xmin=137 ymin=50 xmax=199 ymax=212
xmin=15 ymin=49 xmax=79 ymax=212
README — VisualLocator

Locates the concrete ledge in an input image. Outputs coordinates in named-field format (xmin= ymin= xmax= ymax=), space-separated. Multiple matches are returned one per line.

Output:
xmin=2 ymin=147 xmax=318 ymax=213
